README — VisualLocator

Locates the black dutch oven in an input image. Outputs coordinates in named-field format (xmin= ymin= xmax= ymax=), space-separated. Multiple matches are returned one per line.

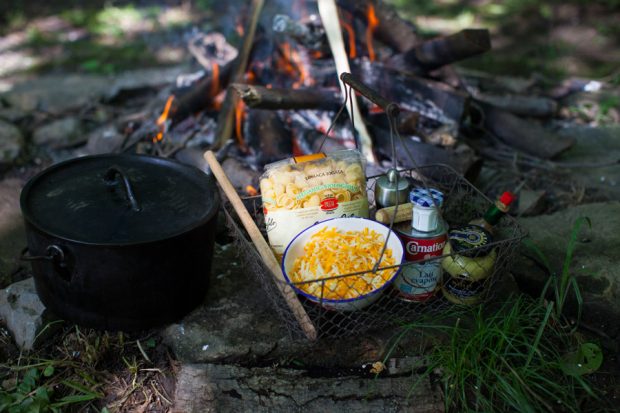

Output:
xmin=20 ymin=154 xmax=220 ymax=331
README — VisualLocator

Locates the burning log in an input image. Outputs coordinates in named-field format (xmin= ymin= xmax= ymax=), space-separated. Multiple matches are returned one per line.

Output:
xmin=213 ymin=0 xmax=265 ymax=150
xmin=245 ymin=109 xmax=293 ymax=166
xmin=476 ymin=103 xmax=574 ymax=159
xmin=336 ymin=0 xmax=418 ymax=53
xmin=358 ymin=61 xmax=469 ymax=123
xmin=231 ymin=84 xmax=341 ymax=111
xmin=171 ymin=62 xmax=234 ymax=123
xmin=388 ymin=29 xmax=491 ymax=74
xmin=272 ymin=14 xmax=326 ymax=51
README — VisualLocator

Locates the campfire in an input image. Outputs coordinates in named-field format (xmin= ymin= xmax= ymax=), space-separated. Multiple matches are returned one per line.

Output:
xmin=119 ymin=0 xmax=533 ymax=186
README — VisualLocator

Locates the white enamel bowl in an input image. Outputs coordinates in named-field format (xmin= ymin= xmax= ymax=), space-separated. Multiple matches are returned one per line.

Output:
xmin=281 ymin=217 xmax=404 ymax=311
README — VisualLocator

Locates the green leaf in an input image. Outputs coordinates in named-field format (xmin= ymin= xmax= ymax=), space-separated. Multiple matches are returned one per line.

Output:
xmin=561 ymin=343 xmax=603 ymax=376
xmin=145 ymin=338 xmax=157 ymax=348
xmin=43 ymin=365 xmax=55 ymax=378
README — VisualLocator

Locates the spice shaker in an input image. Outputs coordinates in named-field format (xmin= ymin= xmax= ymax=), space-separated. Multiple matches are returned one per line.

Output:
xmin=374 ymin=168 xmax=411 ymax=209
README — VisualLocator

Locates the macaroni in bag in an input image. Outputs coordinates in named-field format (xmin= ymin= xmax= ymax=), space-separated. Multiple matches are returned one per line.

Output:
xmin=260 ymin=150 xmax=369 ymax=258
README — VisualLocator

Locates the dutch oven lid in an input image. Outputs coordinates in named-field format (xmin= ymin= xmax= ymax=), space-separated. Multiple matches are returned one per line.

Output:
xmin=21 ymin=155 xmax=220 ymax=245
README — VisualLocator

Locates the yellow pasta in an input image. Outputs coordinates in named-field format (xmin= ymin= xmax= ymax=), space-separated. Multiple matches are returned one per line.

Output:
xmin=290 ymin=227 xmax=397 ymax=300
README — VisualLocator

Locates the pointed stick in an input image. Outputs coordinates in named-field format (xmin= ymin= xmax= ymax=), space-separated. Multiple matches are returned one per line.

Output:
xmin=204 ymin=151 xmax=318 ymax=341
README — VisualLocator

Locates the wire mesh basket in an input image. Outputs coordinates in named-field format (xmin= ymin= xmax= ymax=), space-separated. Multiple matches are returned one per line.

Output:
xmin=224 ymin=163 xmax=526 ymax=339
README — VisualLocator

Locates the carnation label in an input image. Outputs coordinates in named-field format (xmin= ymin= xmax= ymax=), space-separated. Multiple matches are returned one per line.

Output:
xmin=394 ymin=221 xmax=447 ymax=302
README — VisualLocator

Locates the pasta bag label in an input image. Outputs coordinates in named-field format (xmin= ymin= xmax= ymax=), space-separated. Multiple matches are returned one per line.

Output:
xmin=260 ymin=150 xmax=370 ymax=256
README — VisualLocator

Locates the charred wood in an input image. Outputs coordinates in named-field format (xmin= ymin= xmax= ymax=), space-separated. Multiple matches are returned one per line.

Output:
xmin=231 ymin=84 xmax=341 ymax=111
xmin=336 ymin=0 xmax=418 ymax=53
xmin=476 ymin=103 xmax=574 ymax=159
xmin=244 ymin=109 xmax=293 ymax=167
xmin=358 ymin=61 xmax=469 ymax=123
xmin=388 ymin=29 xmax=491 ymax=74
xmin=214 ymin=0 xmax=265 ymax=150
xmin=373 ymin=127 xmax=482 ymax=181
xmin=171 ymin=62 xmax=234 ymax=124
xmin=272 ymin=14 xmax=326 ymax=51
xmin=473 ymin=93 xmax=558 ymax=118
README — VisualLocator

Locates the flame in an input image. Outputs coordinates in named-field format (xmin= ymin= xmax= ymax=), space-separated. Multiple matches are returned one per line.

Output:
xmin=340 ymin=17 xmax=356 ymax=59
xmin=277 ymin=42 xmax=310 ymax=88
xmin=245 ymin=185 xmax=258 ymax=196
xmin=234 ymin=99 xmax=246 ymax=148
xmin=366 ymin=4 xmax=379 ymax=61
xmin=153 ymin=95 xmax=175 ymax=142
xmin=210 ymin=63 xmax=220 ymax=97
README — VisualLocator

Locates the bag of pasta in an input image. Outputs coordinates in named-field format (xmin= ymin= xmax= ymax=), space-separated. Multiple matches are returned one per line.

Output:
xmin=260 ymin=150 xmax=369 ymax=259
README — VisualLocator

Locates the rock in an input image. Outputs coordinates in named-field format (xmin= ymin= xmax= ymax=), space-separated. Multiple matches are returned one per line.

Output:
xmin=32 ymin=117 xmax=85 ymax=149
xmin=0 ymin=120 xmax=24 ymax=167
xmin=513 ymin=202 xmax=620 ymax=336
xmin=517 ymin=189 xmax=547 ymax=216
xmin=161 ymin=244 xmax=297 ymax=364
xmin=83 ymin=125 xmax=124 ymax=155
xmin=0 ymin=278 xmax=57 ymax=351
xmin=105 ymin=66 xmax=188 ymax=102
xmin=0 ymin=177 xmax=27 ymax=284
xmin=172 ymin=363 xmax=443 ymax=413
xmin=161 ymin=244 xmax=404 ymax=367
xmin=1 ymin=67 xmax=187 ymax=114
xmin=0 ymin=107 xmax=28 ymax=123
xmin=2 ymin=75 xmax=110 ymax=113
xmin=557 ymin=125 xmax=620 ymax=199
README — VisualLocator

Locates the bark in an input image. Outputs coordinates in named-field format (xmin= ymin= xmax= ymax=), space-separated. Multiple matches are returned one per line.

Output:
xmin=232 ymin=84 xmax=341 ymax=111
xmin=478 ymin=104 xmax=574 ymax=159
xmin=389 ymin=29 xmax=491 ymax=74
xmin=173 ymin=363 xmax=444 ymax=413
xmin=336 ymin=0 xmax=418 ymax=53
xmin=473 ymin=93 xmax=558 ymax=118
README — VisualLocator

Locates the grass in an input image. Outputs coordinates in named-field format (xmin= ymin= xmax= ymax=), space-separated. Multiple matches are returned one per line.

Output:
xmin=384 ymin=217 xmax=605 ymax=411
xmin=386 ymin=296 xmax=598 ymax=412
xmin=0 ymin=325 xmax=171 ymax=412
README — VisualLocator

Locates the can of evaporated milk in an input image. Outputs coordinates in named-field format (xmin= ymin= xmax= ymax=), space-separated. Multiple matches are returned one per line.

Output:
xmin=393 ymin=188 xmax=447 ymax=302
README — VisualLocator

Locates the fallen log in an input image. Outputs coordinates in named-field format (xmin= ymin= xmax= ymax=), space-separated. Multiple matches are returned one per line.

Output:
xmin=231 ymin=84 xmax=341 ymax=111
xmin=476 ymin=103 xmax=574 ymax=159
xmin=388 ymin=29 xmax=491 ymax=74
xmin=473 ymin=93 xmax=558 ymax=118
xmin=173 ymin=363 xmax=443 ymax=413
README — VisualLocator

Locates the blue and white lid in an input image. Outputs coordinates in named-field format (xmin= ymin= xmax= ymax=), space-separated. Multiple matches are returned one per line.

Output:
xmin=409 ymin=188 xmax=444 ymax=208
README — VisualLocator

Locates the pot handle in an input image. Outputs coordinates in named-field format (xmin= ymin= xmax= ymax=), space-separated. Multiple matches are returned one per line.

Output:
xmin=103 ymin=166 xmax=141 ymax=212
xmin=21 ymin=245 xmax=66 ymax=266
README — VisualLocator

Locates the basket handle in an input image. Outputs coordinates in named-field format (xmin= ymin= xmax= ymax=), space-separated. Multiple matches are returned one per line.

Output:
xmin=340 ymin=72 xmax=400 ymax=119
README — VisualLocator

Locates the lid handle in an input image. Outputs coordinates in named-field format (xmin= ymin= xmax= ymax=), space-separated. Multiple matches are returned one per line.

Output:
xmin=104 ymin=167 xmax=141 ymax=212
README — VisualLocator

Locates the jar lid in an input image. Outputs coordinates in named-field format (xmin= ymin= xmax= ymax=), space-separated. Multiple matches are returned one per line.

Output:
xmin=447 ymin=225 xmax=493 ymax=257
xmin=409 ymin=187 xmax=443 ymax=208
xmin=376 ymin=169 xmax=410 ymax=192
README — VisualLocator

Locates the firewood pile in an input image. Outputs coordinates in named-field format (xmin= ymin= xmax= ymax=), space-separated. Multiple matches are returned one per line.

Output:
xmin=113 ymin=0 xmax=591 ymax=192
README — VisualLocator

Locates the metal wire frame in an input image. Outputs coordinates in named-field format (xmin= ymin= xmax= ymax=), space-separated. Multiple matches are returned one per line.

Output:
xmin=223 ymin=164 xmax=527 ymax=339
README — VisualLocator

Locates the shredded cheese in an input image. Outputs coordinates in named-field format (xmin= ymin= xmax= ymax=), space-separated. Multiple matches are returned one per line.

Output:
xmin=290 ymin=226 xmax=397 ymax=300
